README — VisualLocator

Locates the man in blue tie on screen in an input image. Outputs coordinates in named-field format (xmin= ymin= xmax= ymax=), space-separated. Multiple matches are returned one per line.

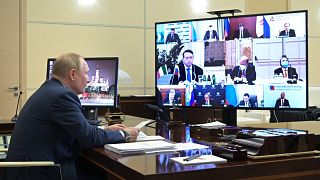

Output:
xmin=171 ymin=49 xmax=203 ymax=85
xmin=165 ymin=28 xmax=181 ymax=44
xmin=4 ymin=52 xmax=139 ymax=180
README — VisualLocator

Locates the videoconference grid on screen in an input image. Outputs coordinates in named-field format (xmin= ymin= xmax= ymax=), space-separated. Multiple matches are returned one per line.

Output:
xmin=47 ymin=57 xmax=119 ymax=107
xmin=155 ymin=10 xmax=308 ymax=110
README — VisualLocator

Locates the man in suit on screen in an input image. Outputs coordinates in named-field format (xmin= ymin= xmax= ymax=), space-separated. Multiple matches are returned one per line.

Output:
xmin=275 ymin=92 xmax=290 ymax=108
xmin=233 ymin=23 xmax=252 ymax=39
xmin=203 ymin=25 xmax=219 ymax=41
xmin=237 ymin=93 xmax=257 ymax=108
xmin=171 ymin=49 xmax=203 ymax=85
xmin=231 ymin=55 xmax=256 ymax=85
xmin=274 ymin=55 xmax=298 ymax=80
xmin=279 ymin=22 xmax=296 ymax=37
xmin=165 ymin=28 xmax=181 ymax=44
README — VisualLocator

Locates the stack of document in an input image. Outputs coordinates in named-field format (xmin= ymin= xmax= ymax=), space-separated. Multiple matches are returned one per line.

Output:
xmin=136 ymin=132 xmax=165 ymax=141
xmin=104 ymin=140 xmax=175 ymax=154
xmin=104 ymin=140 xmax=210 ymax=155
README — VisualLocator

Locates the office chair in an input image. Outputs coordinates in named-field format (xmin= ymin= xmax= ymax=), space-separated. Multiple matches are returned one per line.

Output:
xmin=0 ymin=149 xmax=62 ymax=180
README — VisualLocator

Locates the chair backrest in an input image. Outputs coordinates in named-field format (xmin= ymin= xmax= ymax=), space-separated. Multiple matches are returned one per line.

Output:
xmin=249 ymin=95 xmax=258 ymax=107
xmin=0 ymin=162 xmax=62 ymax=180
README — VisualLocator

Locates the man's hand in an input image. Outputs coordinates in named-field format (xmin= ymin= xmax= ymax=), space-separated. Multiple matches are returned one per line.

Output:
xmin=123 ymin=127 xmax=140 ymax=142
xmin=100 ymin=124 xmax=127 ymax=131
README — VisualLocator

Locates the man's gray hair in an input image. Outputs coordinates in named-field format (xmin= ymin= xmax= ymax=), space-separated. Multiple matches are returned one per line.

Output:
xmin=52 ymin=52 xmax=83 ymax=78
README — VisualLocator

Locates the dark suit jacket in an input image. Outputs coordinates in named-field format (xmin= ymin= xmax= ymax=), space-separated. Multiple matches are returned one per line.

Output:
xmin=279 ymin=29 xmax=296 ymax=37
xmin=274 ymin=67 xmax=298 ymax=79
xmin=234 ymin=29 xmax=252 ymax=39
xmin=171 ymin=63 xmax=203 ymax=85
xmin=275 ymin=98 xmax=290 ymax=108
xmin=165 ymin=33 xmax=181 ymax=44
xmin=203 ymin=30 xmax=219 ymax=41
xmin=4 ymin=78 xmax=125 ymax=180
xmin=237 ymin=99 xmax=257 ymax=107
xmin=231 ymin=64 xmax=256 ymax=84
xmin=198 ymin=99 xmax=217 ymax=107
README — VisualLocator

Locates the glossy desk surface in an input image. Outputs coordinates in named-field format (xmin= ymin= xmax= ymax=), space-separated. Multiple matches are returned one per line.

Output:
xmin=81 ymin=116 xmax=320 ymax=180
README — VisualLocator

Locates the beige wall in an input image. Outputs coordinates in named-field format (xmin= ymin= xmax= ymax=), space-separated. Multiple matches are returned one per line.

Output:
xmin=24 ymin=0 xmax=320 ymax=98
xmin=26 ymin=0 xmax=245 ymax=97
xmin=289 ymin=0 xmax=320 ymax=86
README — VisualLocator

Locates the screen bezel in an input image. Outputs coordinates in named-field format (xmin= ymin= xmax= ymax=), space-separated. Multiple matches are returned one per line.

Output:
xmin=155 ymin=10 xmax=308 ymax=111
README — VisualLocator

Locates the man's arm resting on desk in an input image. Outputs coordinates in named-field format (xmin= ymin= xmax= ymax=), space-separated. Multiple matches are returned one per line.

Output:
xmin=99 ymin=125 xmax=139 ymax=142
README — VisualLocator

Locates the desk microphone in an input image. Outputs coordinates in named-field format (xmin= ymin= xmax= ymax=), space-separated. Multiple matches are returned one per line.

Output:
xmin=145 ymin=104 xmax=163 ymax=113
xmin=145 ymin=104 xmax=169 ymax=122
xmin=11 ymin=91 xmax=22 ymax=122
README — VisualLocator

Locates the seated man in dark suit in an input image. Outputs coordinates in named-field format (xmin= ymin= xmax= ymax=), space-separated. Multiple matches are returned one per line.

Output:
xmin=231 ymin=55 xmax=256 ymax=85
xmin=237 ymin=93 xmax=257 ymax=107
xmin=275 ymin=92 xmax=290 ymax=108
xmin=274 ymin=55 xmax=298 ymax=80
xmin=171 ymin=49 xmax=204 ymax=85
xmin=279 ymin=22 xmax=296 ymax=37
xmin=200 ymin=92 xmax=215 ymax=107
xmin=4 ymin=53 xmax=139 ymax=180
xmin=203 ymin=25 xmax=219 ymax=41
xmin=234 ymin=23 xmax=252 ymax=39
xmin=164 ymin=89 xmax=181 ymax=106
xmin=165 ymin=28 xmax=181 ymax=44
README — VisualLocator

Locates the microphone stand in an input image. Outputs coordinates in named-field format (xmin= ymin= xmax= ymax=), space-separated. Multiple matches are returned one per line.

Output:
xmin=11 ymin=92 xmax=22 ymax=122
xmin=146 ymin=111 xmax=169 ymax=128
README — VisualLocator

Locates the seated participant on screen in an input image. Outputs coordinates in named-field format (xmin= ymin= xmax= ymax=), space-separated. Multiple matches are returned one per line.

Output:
xmin=237 ymin=93 xmax=257 ymax=107
xmin=234 ymin=23 xmax=252 ymax=39
xmin=164 ymin=89 xmax=180 ymax=106
xmin=274 ymin=55 xmax=298 ymax=80
xmin=200 ymin=92 xmax=215 ymax=107
xmin=231 ymin=55 xmax=256 ymax=85
xmin=275 ymin=92 xmax=290 ymax=108
xmin=279 ymin=22 xmax=296 ymax=37
xmin=165 ymin=28 xmax=181 ymax=44
xmin=203 ymin=25 xmax=219 ymax=41
xmin=171 ymin=49 xmax=204 ymax=85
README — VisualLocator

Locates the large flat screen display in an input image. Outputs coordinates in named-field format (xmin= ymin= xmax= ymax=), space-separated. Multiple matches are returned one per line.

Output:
xmin=47 ymin=57 xmax=119 ymax=107
xmin=155 ymin=10 xmax=308 ymax=110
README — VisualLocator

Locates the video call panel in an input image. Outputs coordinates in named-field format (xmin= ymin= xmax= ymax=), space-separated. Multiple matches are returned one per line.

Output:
xmin=155 ymin=11 xmax=307 ymax=109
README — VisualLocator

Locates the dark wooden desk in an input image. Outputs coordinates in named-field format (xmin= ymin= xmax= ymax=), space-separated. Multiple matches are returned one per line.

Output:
xmin=81 ymin=145 xmax=320 ymax=179
xmin=0 ymin=119 xmax=14 ymax=148
xmin=0 ymin=119 xmax=15 ymax=135
xmin=80 ymin=116 xmax=320 ymax=180
xmin=2 ymin=116 xmax=320 ymax=179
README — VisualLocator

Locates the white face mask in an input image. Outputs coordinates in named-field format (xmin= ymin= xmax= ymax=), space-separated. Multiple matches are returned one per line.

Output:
xmin=240 ymin=65 xmax=246 ymax=70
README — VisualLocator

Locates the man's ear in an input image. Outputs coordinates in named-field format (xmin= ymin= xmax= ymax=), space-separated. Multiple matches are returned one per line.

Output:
xmin=69 ymin=69 xmax=76 ymax=80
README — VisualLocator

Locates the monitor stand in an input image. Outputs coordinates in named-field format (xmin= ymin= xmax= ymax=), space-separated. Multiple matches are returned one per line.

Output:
xmin=222 ymin=108 xmax=237 ymax=126
xmin=82 ymin=107 xmax=101 ymax=125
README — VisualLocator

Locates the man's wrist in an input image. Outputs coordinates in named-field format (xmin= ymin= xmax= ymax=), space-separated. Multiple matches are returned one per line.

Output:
xmin=121 ymin=130 xmax=130 ymax=142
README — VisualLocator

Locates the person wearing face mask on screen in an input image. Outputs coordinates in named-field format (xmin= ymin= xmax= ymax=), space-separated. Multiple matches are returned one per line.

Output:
xmin=274 ymin=55 xmax=298 ymax=81
xmin=231 ymin=55 xmax=256 ymax=85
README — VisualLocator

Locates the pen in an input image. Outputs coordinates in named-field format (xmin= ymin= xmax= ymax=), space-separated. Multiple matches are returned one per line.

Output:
xmin=183 ymin=154 xmax=201 ymax=161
